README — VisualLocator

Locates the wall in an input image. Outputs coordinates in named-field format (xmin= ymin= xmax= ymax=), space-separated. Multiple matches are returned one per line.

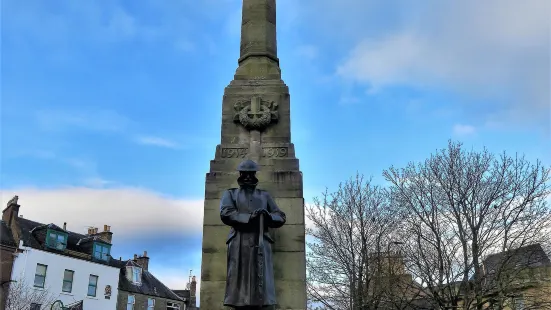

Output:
xmin=0 ymin=246 xmax=16 ymax=310
xmin=11 ymin=244 xmax=120 ymax=309
xmin=116 ymin=290 xmax=185 ymax=310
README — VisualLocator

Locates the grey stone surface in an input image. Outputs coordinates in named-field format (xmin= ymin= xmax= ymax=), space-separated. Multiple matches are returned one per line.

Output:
xmin=199 ymin=0 xmax=306 ymax=309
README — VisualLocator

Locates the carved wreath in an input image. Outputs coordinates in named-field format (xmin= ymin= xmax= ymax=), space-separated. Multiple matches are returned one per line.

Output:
xmin=233 ymin=99 xmax=279 ymax=131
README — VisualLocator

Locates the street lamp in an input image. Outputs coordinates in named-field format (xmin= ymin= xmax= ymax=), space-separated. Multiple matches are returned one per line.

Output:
xmin=50 ymin=300 xmax=68 ymax=310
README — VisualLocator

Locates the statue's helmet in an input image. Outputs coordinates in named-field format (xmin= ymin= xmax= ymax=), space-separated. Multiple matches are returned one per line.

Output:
xmin=236 ymin=159 xmax=260 ymax=172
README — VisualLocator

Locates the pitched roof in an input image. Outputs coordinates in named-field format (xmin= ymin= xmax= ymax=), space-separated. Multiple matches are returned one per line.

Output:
xmin=15 ymin=216 xmax=182 ymax=302
xmin=117 ymin=260 xmax=184 ymax=302
xmin=172 ymin=289 xmax=191 ymax=300
xmin=0 ymin=220 xmax=16 ymax=247
xmin=16 ymin=217 xmax=119 ymax=267
xmin=483 ymin=243 xmax=551 ymax=273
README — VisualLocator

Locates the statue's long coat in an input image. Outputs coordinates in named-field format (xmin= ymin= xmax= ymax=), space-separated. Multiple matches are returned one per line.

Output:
xmin=220 ymin=186 xmax=286 ymax=307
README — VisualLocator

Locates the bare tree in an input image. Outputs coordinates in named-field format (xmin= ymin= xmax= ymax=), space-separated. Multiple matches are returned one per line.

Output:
xmin=5 ymin=277 xmax=57 ymax=310
xmin=384 ymin=140 xmax=551 ymax=310
xmin=306 ymin=174 xmax=419 ymax=310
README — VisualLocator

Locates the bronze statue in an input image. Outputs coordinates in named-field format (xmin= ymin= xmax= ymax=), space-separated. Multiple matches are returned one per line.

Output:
xmin=221 ymin=159 xmax=286 ymax=309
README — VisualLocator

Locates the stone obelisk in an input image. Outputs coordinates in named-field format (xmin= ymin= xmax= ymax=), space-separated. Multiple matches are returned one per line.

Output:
xmin=199 ymin=0 xmax=307 ymax=309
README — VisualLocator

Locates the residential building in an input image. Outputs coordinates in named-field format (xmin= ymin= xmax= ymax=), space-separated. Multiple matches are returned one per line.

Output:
xmin=476 ymin=243 xmax=551 ymax=309
xmin=2 ymin=196 xmax=188 ymax=310
xmin=116 ymin=252 xmax=185 ymax=310
xmin=2 ymin=196 xmax=120 ymax=309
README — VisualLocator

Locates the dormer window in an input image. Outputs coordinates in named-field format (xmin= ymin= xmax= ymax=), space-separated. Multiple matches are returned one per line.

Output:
xmin=93 ymin=242 xmax=111 ymax=261
xmin=46 ymin=229 xmax=68 ymax=250
xmin=126 ymin=266 xmax=142 ymax=285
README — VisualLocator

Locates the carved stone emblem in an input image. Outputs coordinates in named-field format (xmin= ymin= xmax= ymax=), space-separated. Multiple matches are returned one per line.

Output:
xmin=234 ymin=96 xmax=278 ymax=131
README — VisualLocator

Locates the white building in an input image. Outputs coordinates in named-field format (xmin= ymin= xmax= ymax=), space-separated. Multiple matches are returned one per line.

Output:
xmin=2 ymin=195 xmax=120 ymax=310
xmin=2 ymin=196 xmax=185 ymax=310
xmin=11 ymin=237 xmax=120 ymax=309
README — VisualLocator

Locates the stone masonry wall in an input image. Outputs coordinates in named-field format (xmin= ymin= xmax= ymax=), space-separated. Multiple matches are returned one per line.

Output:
xmin=116 ymin=290 xmax=184 ymax=310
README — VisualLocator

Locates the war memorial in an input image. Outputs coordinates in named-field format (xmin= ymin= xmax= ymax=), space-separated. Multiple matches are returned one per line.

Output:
xmin=199 ymin=0 xmax=307 ymax=309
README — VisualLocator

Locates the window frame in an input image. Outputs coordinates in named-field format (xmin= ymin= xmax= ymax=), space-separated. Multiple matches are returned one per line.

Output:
xmin=167 ymin=301 xmax=181 ymax=310
xmin=45 ymin=228 xmax=68 ymax=250
xmin=147 ymin=297 xmax=155 ymax=309
xmin=513 ymin=295 xmax=525 ymax=310
xmin=87 ymin=274 xmax=99 ymax=297
xmin=61 ymin=269 xmax=74 ymax=293
xmin=127 ymin=294 xmax=135 ymax=310
xmin=30 ymin=303 xmax=42 ymax=310
xmin=92 ymin=242 xmax=111 ymax=261
xmin=33 ymin=264 xmax=47 ymax=288
xmin=132 ymin=266 xmax=142 ymax=284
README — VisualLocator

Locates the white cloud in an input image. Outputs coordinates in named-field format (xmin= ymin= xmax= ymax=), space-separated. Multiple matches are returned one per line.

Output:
xmin=34 ymin=109 xmax=130 ymax=133
xmin=0 ymin=187 xmax=203 ymax=240
xmin=453 ymin=124 xmax=476 ymax=136
xmin=134 ymin=136 xmax=181 ymax=149
xmin=329 ymin=0 xmax=550 ymax=129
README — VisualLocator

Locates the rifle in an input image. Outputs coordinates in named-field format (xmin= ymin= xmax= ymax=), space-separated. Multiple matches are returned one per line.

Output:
xmin=257 ymin=212 xmax=265 ymax=304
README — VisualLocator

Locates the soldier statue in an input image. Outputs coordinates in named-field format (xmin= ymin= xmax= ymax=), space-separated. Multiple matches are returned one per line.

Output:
xmin=220 ymin=159 xmax=286 ymax=309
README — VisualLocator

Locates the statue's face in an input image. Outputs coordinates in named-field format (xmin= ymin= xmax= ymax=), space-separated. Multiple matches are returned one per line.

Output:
xmin=239 ymin=171 xmax=256 ymax=184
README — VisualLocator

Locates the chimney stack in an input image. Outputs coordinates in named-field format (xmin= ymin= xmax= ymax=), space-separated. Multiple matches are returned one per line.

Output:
xmin=135 ymin=250 xmax=150 ymax=271
xmin=2 ymin=195 xmax=20 ymax=228
xmin=97 ymin=224 xmax=113 ymax=243
xmin=190 ymin=276 xmax=197 ymax=308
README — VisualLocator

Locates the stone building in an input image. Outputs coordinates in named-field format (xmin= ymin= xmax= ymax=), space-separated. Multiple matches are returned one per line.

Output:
xmin=474 ymin=243 xmax=551 ymax=309
xmin=116 ymin=252 xmax=185 ymax=310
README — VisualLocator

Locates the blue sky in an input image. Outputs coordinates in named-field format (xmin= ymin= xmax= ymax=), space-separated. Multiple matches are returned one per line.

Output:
xmin=1 ymin=0 xmax=550 ymax=302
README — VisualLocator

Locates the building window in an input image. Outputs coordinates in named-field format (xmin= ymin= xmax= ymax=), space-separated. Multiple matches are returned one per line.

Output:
xmin=147 ymin=298 xmax=155 ymax=309
xmin=126 ymin=266 xmax=142 ymax=284
xmin=46 ymin=229 xmax=68 ymax=250
xmin=513 ymin=296 xmax=525 ymax=310
xmin=127 ymin=295 xmax=135 ymax=310
xmin=33 ymin=264 xmax=47 ymax=288
xmin=167 ymin=302 xmax=180 ymax=309
xmin=93 ymin=242 xmax=111 ymax=260
xmin=62 ymin=269 xmax=74 ymax=293
xmin=87 ymin=275 xmax=98 ymax=297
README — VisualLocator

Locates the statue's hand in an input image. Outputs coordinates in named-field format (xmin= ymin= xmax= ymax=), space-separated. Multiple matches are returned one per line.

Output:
xmin=251 ymin=208 xmax=269 ymax=218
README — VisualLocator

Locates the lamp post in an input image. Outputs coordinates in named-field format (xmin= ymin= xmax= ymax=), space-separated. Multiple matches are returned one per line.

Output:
xmin=50 ymin=300 xmax=68 ymax=310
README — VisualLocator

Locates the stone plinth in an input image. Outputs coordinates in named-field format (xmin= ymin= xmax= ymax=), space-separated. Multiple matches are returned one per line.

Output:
xmin=200 ymin=78 xmax=306 ymax=309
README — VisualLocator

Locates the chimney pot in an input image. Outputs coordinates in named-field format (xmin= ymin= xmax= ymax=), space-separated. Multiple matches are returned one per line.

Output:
xmin=143 ymin=250 xmax=147 ymax=257
xmin=2 ymin=195 xmax=20 ymax=228
xmin=134 ymin=254 xmax=138 ymax=260
xmin=63 ymin=222 xmax=67 ymax=230
xmin=93 ymin=227 xmax=98 ymax=234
